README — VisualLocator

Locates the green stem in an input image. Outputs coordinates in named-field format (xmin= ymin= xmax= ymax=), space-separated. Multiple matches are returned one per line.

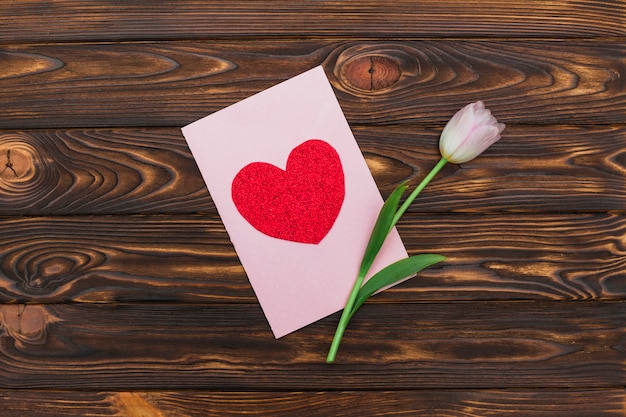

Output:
xmin=325 ymin=157 xmax=448 ymax=363
xmin=392 ymin=157 xmax=447 ymax=227
xmin=326 ymin=270 xmax=366 ymax=363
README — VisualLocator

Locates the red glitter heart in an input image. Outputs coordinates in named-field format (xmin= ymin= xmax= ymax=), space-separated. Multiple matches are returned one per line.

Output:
xmin=231 ymin=139 xmax=345 ymax=244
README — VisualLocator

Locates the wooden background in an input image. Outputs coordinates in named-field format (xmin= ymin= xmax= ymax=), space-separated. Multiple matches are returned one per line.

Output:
xmin=1 ymin=1 xmax=625 ymax=415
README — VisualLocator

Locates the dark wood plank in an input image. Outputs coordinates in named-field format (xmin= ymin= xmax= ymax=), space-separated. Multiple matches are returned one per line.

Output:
xmin=1 ymin=125 xmax=624 ymax=215
xmin=0 ymin=128 xmax=210 ymax=215
xmin=0 ymin=214 xmax=623 ymax=303
xmin=0 ymin=215 xmax=249 ymax=303
xmin=1 ymin=41 xmax=624 ymax=128
xmin=0 ymin=301 xmax=622 ymax=389
xmin=0 ymin=0 xmax=624 ymax=42
xmin=0 ymin=389 xmax=623 ymax=416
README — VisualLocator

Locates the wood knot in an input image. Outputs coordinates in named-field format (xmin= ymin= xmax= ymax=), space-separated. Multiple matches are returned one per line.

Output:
xmin=327 ymin=43 xmax=421 ymax=94
xmin=0 ymin=305 xmax=60 ymax=347
xmin=342 ymin=56 xmax=401 ymax=91
xmin=0 ymin=133 xmax=60 ymax=213
xmin=5 ymin=246 xmax=107 ymax=296
xmin=332 ymin=44 xmax=420 ymax=94
xmin=0 ymin=147 xmax=29 ymax=180
xmin=0 ymin=135 xmax=40 ymax=183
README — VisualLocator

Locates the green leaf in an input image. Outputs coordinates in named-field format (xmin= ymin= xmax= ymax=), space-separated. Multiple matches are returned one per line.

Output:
xmin=350 ymin=254 xmax=446 ymax=319
xmin=357 ymin=181 xmax=408 ymax=279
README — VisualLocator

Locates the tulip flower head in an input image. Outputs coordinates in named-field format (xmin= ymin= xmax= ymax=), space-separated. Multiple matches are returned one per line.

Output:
xmin=439 ymin=101 xmax=505 ymax=164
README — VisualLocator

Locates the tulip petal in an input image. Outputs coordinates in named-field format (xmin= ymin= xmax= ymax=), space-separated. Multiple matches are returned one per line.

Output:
xmin=439 ymin=101 xmax=504 ymax=164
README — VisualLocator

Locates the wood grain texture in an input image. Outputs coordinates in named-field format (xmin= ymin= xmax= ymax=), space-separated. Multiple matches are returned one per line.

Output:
xmin=0 ymin=125 xmax=624 ymax=215
xmin=0 ymin=0 xmax=624 ymax=42
xmin=0 ymin=302 xmax=622 ymax=390
xmin=2 ymin=0 xmax=624 ymax=413
xmin=0 ymin=389 xmax=624 ymax=416
xmin=1 ymin=41 xmax=624 ymax=128
xmin=0 ymin=214 xmax=623 ymax=303
xmin=0 ymin=128 xmax=209 ymax=214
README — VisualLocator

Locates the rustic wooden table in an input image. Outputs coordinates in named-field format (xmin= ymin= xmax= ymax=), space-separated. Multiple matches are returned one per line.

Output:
xmin=1 ymin=1 xmax=625 ymax=415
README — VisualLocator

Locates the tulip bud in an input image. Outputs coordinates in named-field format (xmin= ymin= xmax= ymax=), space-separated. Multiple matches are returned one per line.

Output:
xmin=439 ymin=101 xmax=505 ymax=164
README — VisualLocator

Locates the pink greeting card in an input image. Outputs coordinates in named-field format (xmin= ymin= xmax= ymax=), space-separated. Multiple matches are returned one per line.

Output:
xmin=182 ymin=66 xmax=407 ymax=338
